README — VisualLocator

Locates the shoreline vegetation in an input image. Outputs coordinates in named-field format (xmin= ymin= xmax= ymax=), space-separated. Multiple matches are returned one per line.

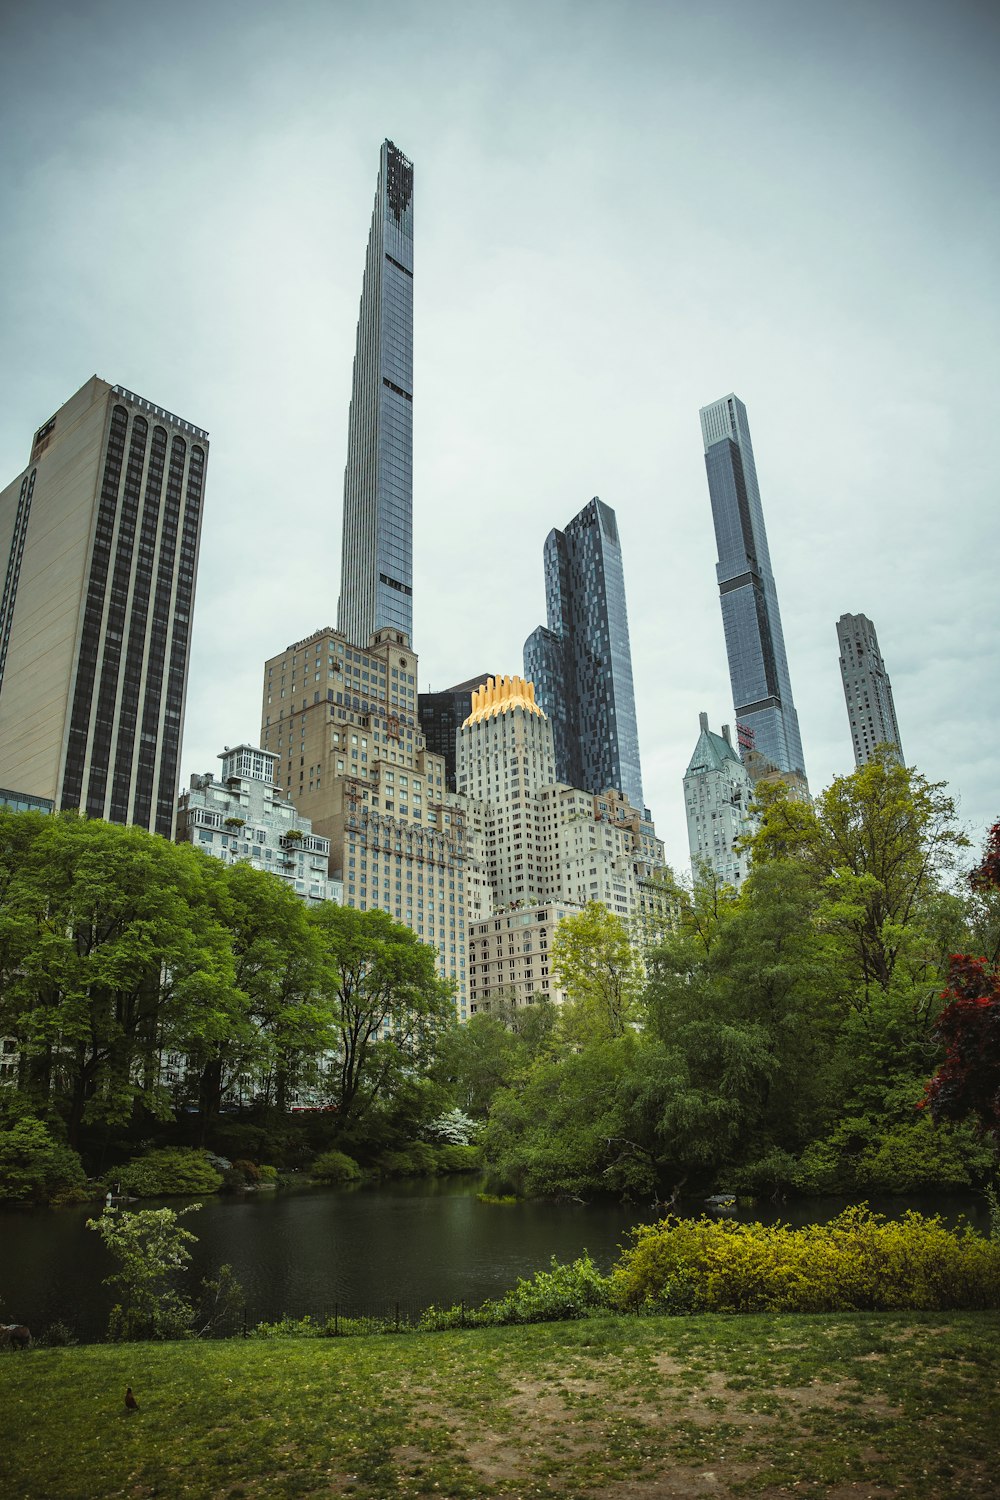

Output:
xmin=3 ymin=1310 xmax=998 ymax=1498
xmin=3 ymin=782 xmax=999 ymax=1219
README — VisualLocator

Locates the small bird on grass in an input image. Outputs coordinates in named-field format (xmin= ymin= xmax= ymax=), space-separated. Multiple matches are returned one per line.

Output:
xmin=124 ymin=1386 xmax=139 ymax=1413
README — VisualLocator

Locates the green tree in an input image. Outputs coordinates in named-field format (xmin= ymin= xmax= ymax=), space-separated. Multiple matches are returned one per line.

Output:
xmin=188 ymin=862 xmax=325 ymax=1132
xmin=550 ymin=903 xmax=643 ymax=1043
xmin=643 ymin=857 xmax=845 ymax=1185
xmin=433 ymin=996 xmax=555 ymax=1118
xmin=0 ymin=814 xmax=237 ymax=1145
xmin=748 ymin=752 xmax=968 ymax=1007
xmin=86 ymin=1206 xmax=200 ymax=1341
xmin=0 ymin=1112 xmax=86 ymax=1203
xmin=483 ymin=1035 xmax=663 ymax=1199
xmin=310 ymin=904 xmax=455 ymax=1134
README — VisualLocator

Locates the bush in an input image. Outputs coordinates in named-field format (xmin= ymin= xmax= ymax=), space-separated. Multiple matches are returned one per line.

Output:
xmin=435 ymin=1143 xmax=482 ymax=1174
xmin=420 ymin=1255 xmax=613 ymax=1331
xmin=257 ymin=1164 xmax=279 ymax=1183
xmin=39 ymin=1321 xmax=77 ymax=1347
xmin=87 ymin=1206 xmax=200 ymax=1340
xmin=0 ymin=1117 xmax=87 ymax=1203
xmin=792 ymin=1116 xmax=992 ymax=1195
xmin=310 ymin=1149 xmax=362 ymax=1184
xmin=115 ymin=1149 xmax=224 ymax=1197
xmin=610 ymin=1207 xmax=1000 ymax=1313
xmin=374 ymin=1142 xmax=440 ymax=1177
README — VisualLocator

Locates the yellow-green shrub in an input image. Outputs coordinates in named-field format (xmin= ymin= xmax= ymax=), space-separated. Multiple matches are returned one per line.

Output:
xmin=611 ymin=1206 xmax=1000 ymax=1313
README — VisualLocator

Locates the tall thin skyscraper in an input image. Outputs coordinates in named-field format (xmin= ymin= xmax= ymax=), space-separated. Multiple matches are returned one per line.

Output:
xmin=0 ymin=376 xmax=208 ymax=836
xmin=337 ymin=139 xmax=414 ymax=649
xmin=700 ymin=393 xmax=806 ymax=782
xmin=524 ymin=497 xmax=644 ymax=810
xmin=837 ymin=612 xmax=904 ymax=766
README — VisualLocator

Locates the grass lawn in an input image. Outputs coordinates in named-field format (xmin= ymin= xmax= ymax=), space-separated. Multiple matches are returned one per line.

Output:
xmin=2 ymin=1311 xmax=998 ymax=1498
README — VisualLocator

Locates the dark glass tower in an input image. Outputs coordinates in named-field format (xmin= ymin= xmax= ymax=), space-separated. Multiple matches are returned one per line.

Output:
xmin=337 ymin=139 xmax=414 ymax=649
xmin=418 ymin=673 xmax=494 ymax=791
xmin=700 ymin=394 xmax=806 ymax=781
xmin=524 ymin=497 xmax=644 ymax=810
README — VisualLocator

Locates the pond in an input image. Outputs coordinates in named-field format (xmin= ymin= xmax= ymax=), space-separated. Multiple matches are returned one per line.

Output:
xmin=0 ymin=1176 xmax=989 ymax=1343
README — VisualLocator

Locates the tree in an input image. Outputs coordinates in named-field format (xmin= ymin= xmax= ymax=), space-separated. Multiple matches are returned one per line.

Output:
xmin=87 ymin=1206 xmax=200 ymax=1340
xmin=483 ymin=1035 xmax=664 ymax=1199
xmin=309 ymin=904 xmax=455 ymax=1133
xmin=924 ymin=824 xmax=1000 ymax=1146
xmin=0 ymin=1112 xmax=86 ymax=1203
xmin=188 ymin=862 xmax=325 ymax=1131
xmin=432 ymin=997 xmax=556 ymax=1118
xmin=0 ymin=814 xmax=238 ymax=1145
xmin=771 ymin=752 xmax=968 ymax=1006
xmin=550 ymin=903 xmax=643 ymax=1043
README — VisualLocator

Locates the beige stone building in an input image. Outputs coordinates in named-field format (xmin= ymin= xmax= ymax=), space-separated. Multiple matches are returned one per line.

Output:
xmin=459 ymin=675 xmax=671 ymax=1013
xmin=260 ymin=625 xmax=484 ymax=1016
xmin=0 ymin=377 xmax=208 ymax=837
xmin=468 ymin=902 xmax=578 ymax=1013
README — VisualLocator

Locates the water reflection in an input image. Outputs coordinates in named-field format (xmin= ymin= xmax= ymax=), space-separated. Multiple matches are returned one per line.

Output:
xmin=0 ymin=1178 xmax=989 ymax=1342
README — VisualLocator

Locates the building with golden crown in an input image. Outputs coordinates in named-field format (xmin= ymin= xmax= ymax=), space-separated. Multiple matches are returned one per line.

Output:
xmin=458 ymin=674 xmax=668 ymax=1014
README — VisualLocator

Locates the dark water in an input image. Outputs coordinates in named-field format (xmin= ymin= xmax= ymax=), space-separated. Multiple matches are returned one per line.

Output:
xmin=0 ymin=1177 xmax=989 ymax=1342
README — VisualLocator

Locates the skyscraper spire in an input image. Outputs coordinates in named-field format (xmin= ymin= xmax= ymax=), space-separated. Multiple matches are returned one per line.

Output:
xmin=337 ymin=139 xmax=414 ymax=648
xmin=700 ymin=394 xmax=806 ymax=783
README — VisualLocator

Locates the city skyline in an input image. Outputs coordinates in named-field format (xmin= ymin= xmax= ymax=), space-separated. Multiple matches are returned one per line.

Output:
xmin=1 ymin=1 xmax=996 ymax=871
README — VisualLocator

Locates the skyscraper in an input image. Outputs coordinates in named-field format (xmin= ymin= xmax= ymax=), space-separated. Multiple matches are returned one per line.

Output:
xmin=524 ymin=497 xmax=644 ymax=810
xmin=837 ymin=612 xmax=904 ymax=766
xmin=456 ymin=674 xmax=668 ymax=1013
xmin=337 ymin=139 xmax=414 ymax=649
xmin=259 ymin=624 xmax=478 ymax=1017
xmin=0 ymin=376 xmax=208 ymax=836
xmin=700 ymin=393 xmax=806 ymax=782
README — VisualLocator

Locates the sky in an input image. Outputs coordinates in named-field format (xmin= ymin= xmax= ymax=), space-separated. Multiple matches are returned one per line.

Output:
xmin=1 ymin=0 xmax=997 ymax=872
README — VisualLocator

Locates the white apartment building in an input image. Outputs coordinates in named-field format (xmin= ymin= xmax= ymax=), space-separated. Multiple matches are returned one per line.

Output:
xmin=176 ymin=744 xmax=342 ymax=906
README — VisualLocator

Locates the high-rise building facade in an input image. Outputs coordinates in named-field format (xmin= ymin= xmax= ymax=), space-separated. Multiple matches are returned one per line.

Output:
xmin=260 ymin=625 xmax=479 ymax=1016
xmin=337 ymin=140 xmax=414 ymax=649
xmin=524 ymin=497 xmax=644 ymax=810
xmin=684 ymin=713 xmax=756 ymax=889
xmin=837 ymin=612 xmax=904 ymax=766
xmin=0 ymin=376 xmax=208 ymax=837
xmin=458 ymin=674 xmax=668 ymax=1012
xmin=418 ymin=673 xmax=494 ymax=791
xmin=700 ymin=394 xmax=806 ymax=784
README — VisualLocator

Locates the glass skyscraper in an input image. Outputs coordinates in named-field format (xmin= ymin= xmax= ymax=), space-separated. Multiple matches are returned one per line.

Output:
xmin=700 ymin=394 xmax=806 ymax=781
xmin=337 ymin=139 xmax=414 ymax=649
xmin=524 ymin=497 xmax=644 ymax=810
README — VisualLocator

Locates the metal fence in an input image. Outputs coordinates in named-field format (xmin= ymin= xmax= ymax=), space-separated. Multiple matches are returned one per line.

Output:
xmin=209 ymin=1297 xmax=488 ymax=1340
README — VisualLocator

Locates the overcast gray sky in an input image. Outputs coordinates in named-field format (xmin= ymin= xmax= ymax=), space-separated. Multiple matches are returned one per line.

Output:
xmin=1 ymin=0 xmax=997 ymax=870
